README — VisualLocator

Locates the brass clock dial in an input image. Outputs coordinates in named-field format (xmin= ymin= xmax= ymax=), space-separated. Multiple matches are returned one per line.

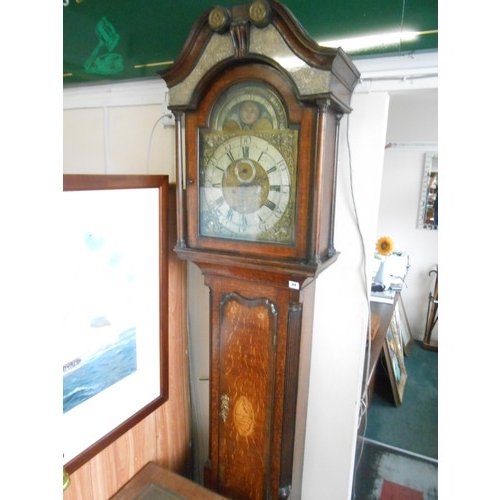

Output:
xmin=199 ymin=82 xmax=298 ymax=245
xmin=200 ymin=132 xmax=296 ymax=243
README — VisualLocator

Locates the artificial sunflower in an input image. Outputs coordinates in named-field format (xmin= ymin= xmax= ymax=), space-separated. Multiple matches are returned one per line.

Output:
xmin=376 ymin=236 xmax=394 ymax=256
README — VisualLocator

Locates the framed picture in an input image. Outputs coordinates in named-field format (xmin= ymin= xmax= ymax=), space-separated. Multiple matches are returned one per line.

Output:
xmin=395 ymin=295 xmax=414 ymax=356
xmin=383 ymin=313 xmax=407 ymax=406
xmin=63 ymin=174 xmax=169 ymax=473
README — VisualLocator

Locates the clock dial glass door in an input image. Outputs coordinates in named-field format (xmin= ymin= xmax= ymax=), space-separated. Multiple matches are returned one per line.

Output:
xmin=199 ymin=82 xmax=298 ymax=245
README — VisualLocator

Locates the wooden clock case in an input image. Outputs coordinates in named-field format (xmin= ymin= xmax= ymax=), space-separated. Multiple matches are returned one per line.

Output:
xmin=160 ymin=1 xmax=359 ymax=498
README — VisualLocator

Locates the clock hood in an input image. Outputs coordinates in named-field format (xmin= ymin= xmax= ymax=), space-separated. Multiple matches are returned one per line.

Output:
xmin=159 ymin=0 xmax=360 ymax=113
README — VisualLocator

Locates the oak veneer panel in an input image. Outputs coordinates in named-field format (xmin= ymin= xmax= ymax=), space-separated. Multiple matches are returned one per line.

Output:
xmin=92 ymin=413 xmax=158 ymax=500
xmin=113 ymin=412 xmax=158 ymax=484
xmin=156 ymin=211 xmax=190 ymax=473
xmin=63 ymin=462 xmax=92 ymax=500
xmin=217 ymin=295 xmax=277 ymax=499
xmin=90 ymin=445 xmax=120 ymax=499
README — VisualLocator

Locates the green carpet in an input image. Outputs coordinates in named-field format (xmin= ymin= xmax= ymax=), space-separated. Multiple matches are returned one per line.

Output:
xmin=364 ymin=341 xmax=438 ymax=459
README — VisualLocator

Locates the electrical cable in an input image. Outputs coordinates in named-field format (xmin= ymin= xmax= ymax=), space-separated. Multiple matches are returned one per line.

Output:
xmin=146 ymin=114 xmax=170 ymax=174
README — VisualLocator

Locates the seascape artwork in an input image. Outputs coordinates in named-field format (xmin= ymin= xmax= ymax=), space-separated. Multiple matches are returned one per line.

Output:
xmin=63 ymin=323 xmax=137 ymax=413
xmin=62 ymin=185 xmax=161 ymax=465
xmin=62 ymin=190 xmax=145 ymax=414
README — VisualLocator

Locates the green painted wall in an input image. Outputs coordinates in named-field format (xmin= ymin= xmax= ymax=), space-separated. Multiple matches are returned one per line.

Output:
xmin=63 ymin=0 xmax=437 ymax=85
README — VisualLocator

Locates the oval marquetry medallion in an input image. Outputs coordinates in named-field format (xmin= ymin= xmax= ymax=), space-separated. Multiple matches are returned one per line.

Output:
xmin=233 ymin=396 xmax=255 ymax=437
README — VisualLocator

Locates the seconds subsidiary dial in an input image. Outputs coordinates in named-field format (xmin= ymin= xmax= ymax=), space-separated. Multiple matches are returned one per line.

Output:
xmin=200 ymin=132 xmax=296 ymax=244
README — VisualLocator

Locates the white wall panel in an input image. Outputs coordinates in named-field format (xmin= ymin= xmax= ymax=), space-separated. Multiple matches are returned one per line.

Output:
xmin=63 ymin=108 xmax=106 ymax=174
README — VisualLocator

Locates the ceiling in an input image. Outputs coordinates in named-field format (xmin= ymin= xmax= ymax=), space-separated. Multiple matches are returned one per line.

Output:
xmin=63 ymin=0 xmax=437 ymax=86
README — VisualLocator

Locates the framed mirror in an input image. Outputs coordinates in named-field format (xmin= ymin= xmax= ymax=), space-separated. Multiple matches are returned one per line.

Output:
xmin=417 ymin=151 xmax=438 ymax=230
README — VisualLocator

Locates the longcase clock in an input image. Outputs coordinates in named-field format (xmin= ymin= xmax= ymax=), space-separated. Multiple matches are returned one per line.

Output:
xmin=160 ymin=1 xmax=359 ymax=499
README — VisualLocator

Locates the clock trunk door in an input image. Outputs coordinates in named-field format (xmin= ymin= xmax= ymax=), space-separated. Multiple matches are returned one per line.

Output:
xmin=216 ymin=292 xmax=277 ymax=499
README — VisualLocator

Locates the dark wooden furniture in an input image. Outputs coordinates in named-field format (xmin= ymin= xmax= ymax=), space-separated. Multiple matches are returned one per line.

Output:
xmin=110 ymin=462 xmax=227 ymax=500
xmin=160 ymin=2 xmax=359 ymax=498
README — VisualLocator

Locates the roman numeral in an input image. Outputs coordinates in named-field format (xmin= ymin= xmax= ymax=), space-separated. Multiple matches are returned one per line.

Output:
xmin=238 ymin=214 xmax=248 ymax=232
xmin=214 ymin=196 xmax=224 ymax=208
xmin=265 ymin=199 xmax=277 ymax=211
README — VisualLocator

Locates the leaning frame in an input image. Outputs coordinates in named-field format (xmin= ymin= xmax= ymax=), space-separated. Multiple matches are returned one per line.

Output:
xmin=62 ymin=174 xmax=170 ymax=473
xmin=383 ymin=313 xmax=408 ymax=406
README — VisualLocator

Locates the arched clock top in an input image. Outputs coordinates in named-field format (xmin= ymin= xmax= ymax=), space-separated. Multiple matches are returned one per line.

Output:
xmin=159 ymin=0 xmax=360 ymax=113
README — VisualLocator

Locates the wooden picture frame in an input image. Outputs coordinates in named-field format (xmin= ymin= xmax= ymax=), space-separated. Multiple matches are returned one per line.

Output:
xmin=395 ymin=295 xmax=414 ymax=356
xmin=383 ymin=313 xmax=408 ymax=406
xmin=62 ymin=175 xmax=169 ymax=473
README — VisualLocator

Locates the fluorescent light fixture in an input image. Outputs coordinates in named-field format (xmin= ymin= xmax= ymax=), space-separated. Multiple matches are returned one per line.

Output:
xmin=320 ymin=30 xmax=419 ymax=52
